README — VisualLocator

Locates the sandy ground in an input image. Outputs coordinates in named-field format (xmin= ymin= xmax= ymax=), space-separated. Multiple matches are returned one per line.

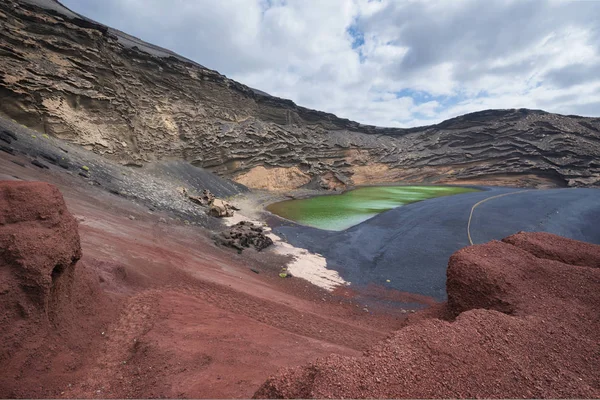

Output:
xmin=0 ymin=151 xmax=406 ymax=398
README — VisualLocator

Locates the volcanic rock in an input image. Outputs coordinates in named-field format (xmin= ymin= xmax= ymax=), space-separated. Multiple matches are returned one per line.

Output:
xmin=188 ymin=189 xmax=215 ymax=207
xmin=254 ymin=232 xmax=600 ymax=399
xmin=0 ymin=181 xmax=82 ymax=359
xmin=187 ymin=189 xmax=234 ymax=217
xmin=207 ymin=198 xmax=234 ymax=218
xmin=31 ymin=159 xmax=49 ymax=169
xmin=0 ymin=144 xmax=15 ymax=155
xmin=1 ymin=1 xmax=599 ymax=189
xmin=215 ymin=221 xmax=274 ymax=252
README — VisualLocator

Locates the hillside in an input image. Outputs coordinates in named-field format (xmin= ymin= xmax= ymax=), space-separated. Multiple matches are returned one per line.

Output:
xmin=1 ymin=0 xmax=599 ymax=189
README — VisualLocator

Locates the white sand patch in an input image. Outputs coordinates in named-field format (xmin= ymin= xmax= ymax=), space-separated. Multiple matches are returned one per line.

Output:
xmin=224 ymin=211 xmax=349 ymax=291
xmin=266 ymin=232 xmax=349 ymax=291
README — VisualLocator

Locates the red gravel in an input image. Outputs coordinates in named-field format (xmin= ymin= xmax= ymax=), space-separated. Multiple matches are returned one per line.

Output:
xmin=255 ymin=232 xmax=600 ymax=398
xmin=0 ymin=181 xmax=117 ymax=398
xmin=2 ymin=161 xmax=598 ymax=398
xmin=0 ymin=171 xmax=400 ymax=398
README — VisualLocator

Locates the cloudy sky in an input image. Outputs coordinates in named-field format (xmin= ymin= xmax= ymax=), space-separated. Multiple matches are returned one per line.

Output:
xmin=61 ymin=0 xmax=600 ymax=128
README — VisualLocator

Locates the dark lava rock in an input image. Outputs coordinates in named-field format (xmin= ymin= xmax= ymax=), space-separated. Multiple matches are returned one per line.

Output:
xmin=40 ymin=152 xmax=58 ymax=165
xmin=214 ymin=221 xmax=273 ymax=252
xmin=31 ymin=159 xmax=49 ymax=169
xmin=0 ymin=131 xmax=12 ymax=144
xmin=188 ymin=189 xmax=215 ymax=207
xmin=58 ymin=159 xmax=70 ymax=169
xmin=2 ymin=129 xmax=17 ymax=141
xmin=1 ymin=144 xmax=15 ymax=155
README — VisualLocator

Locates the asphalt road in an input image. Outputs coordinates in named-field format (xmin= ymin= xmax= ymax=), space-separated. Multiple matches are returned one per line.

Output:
xmin=272 ymin=187 xmax=600 ymax=301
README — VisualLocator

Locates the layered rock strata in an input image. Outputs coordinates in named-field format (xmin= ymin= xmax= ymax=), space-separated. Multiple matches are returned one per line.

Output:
xmin=0 ymin=0 xmax=599 ymax=189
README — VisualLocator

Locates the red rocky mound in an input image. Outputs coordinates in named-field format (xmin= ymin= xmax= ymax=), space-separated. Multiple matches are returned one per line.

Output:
xmin=0 ymin=181 xmax=81 ymax=345
xmin=255 ymin=232 xmax=600 ymax=398
xmin=0 ymin=181 xmax=109 ymax=397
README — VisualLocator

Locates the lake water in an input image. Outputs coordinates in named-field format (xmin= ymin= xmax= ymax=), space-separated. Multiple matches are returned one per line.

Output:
xmin=267 ymin=185 xmax=479 ymax=231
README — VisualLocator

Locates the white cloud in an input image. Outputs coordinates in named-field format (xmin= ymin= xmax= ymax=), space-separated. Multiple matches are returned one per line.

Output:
xmin=61 ymin=0 xmax=600 ymax=127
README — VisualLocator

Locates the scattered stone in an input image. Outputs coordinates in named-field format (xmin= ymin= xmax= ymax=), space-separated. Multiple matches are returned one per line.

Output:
xmin=40 ymin=152 xmax=58 ymax=165
xmin=128 ymin=215 xmax=135 ymax=220
xmin=1 ymin=129 xmax=17 ymax=141
xmin=188 ymin=189 xmax=235 ymax=217
xmin=81 ymin=165 xmax=90 ymax=172
xmin=0 ymin=132 xmax=12 ymax=144
xmin=124 ymin=161 xmax=143 ymax=168
xmin=250 ymin=268 xmax=260 ymax=274
xmin=214 ymin=221 xmax=273 ymax=252
xmin=1 ymin=144 xmax=15 ymax=155
xmin=158 ymin=217 xmax=167 ymax=224
xmin=31 ymin=159 xmax=48 ymax=169
xmin=58 ymin=158 xmax=70 ymax=169
xmin=188 ymin=189 xmax=215 ymax=207
xmin=208 ymin=198 xmax=234 ymax=218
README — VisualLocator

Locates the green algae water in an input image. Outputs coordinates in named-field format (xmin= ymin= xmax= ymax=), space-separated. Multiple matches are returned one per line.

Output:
xmin=267 ymin=185 xmax=479 ymax=231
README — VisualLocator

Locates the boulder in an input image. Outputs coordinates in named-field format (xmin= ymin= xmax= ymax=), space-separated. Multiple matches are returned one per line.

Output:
xmin=188 ymin=189 xmax=216 ymax=207
xmin=214 ymin=221 xmax=273 ymax=252
xmin=208 ymin=198 xmax=234 ymax=217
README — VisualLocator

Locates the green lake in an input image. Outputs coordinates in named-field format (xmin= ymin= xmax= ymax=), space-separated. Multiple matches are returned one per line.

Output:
xmin=267 ymin=185 xmax=479 ymax=231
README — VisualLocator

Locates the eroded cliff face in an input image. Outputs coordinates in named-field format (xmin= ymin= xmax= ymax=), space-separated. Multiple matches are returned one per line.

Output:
xmin=1 ymin=0 xmax=600 ymax=190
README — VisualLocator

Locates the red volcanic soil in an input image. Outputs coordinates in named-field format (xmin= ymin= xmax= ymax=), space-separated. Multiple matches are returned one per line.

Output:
xmin=0 ymin=158 xmax=405 ymax=398
xmin=255 ymin=232 xmax=600 ymax=398
xmin=2 ymin=154 xmax=599 ymax=399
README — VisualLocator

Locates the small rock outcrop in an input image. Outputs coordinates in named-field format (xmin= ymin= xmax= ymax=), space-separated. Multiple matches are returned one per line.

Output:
xmin=214 ymin=221 xmax=274 ymax=252
xmin=0 ymin=181 xmax=82 ymax=359
xmin=188 ymin=189 xmax=215 ymax=207
xmin=255 ymin=232 xmax=600 ymax=399
xmin=208 ymin=198 xmax=234 ymax=218
xmin=187 ymin=189 xmax=234 ymax=217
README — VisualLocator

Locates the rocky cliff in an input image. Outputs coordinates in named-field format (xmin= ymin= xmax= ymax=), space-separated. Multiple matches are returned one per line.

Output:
xmin=1 ymin=0 xmax=600 ymax=189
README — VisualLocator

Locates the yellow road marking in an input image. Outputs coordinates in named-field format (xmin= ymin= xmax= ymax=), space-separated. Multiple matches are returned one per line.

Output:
xmin=467 ymin=190 xmax=531 ymax=245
